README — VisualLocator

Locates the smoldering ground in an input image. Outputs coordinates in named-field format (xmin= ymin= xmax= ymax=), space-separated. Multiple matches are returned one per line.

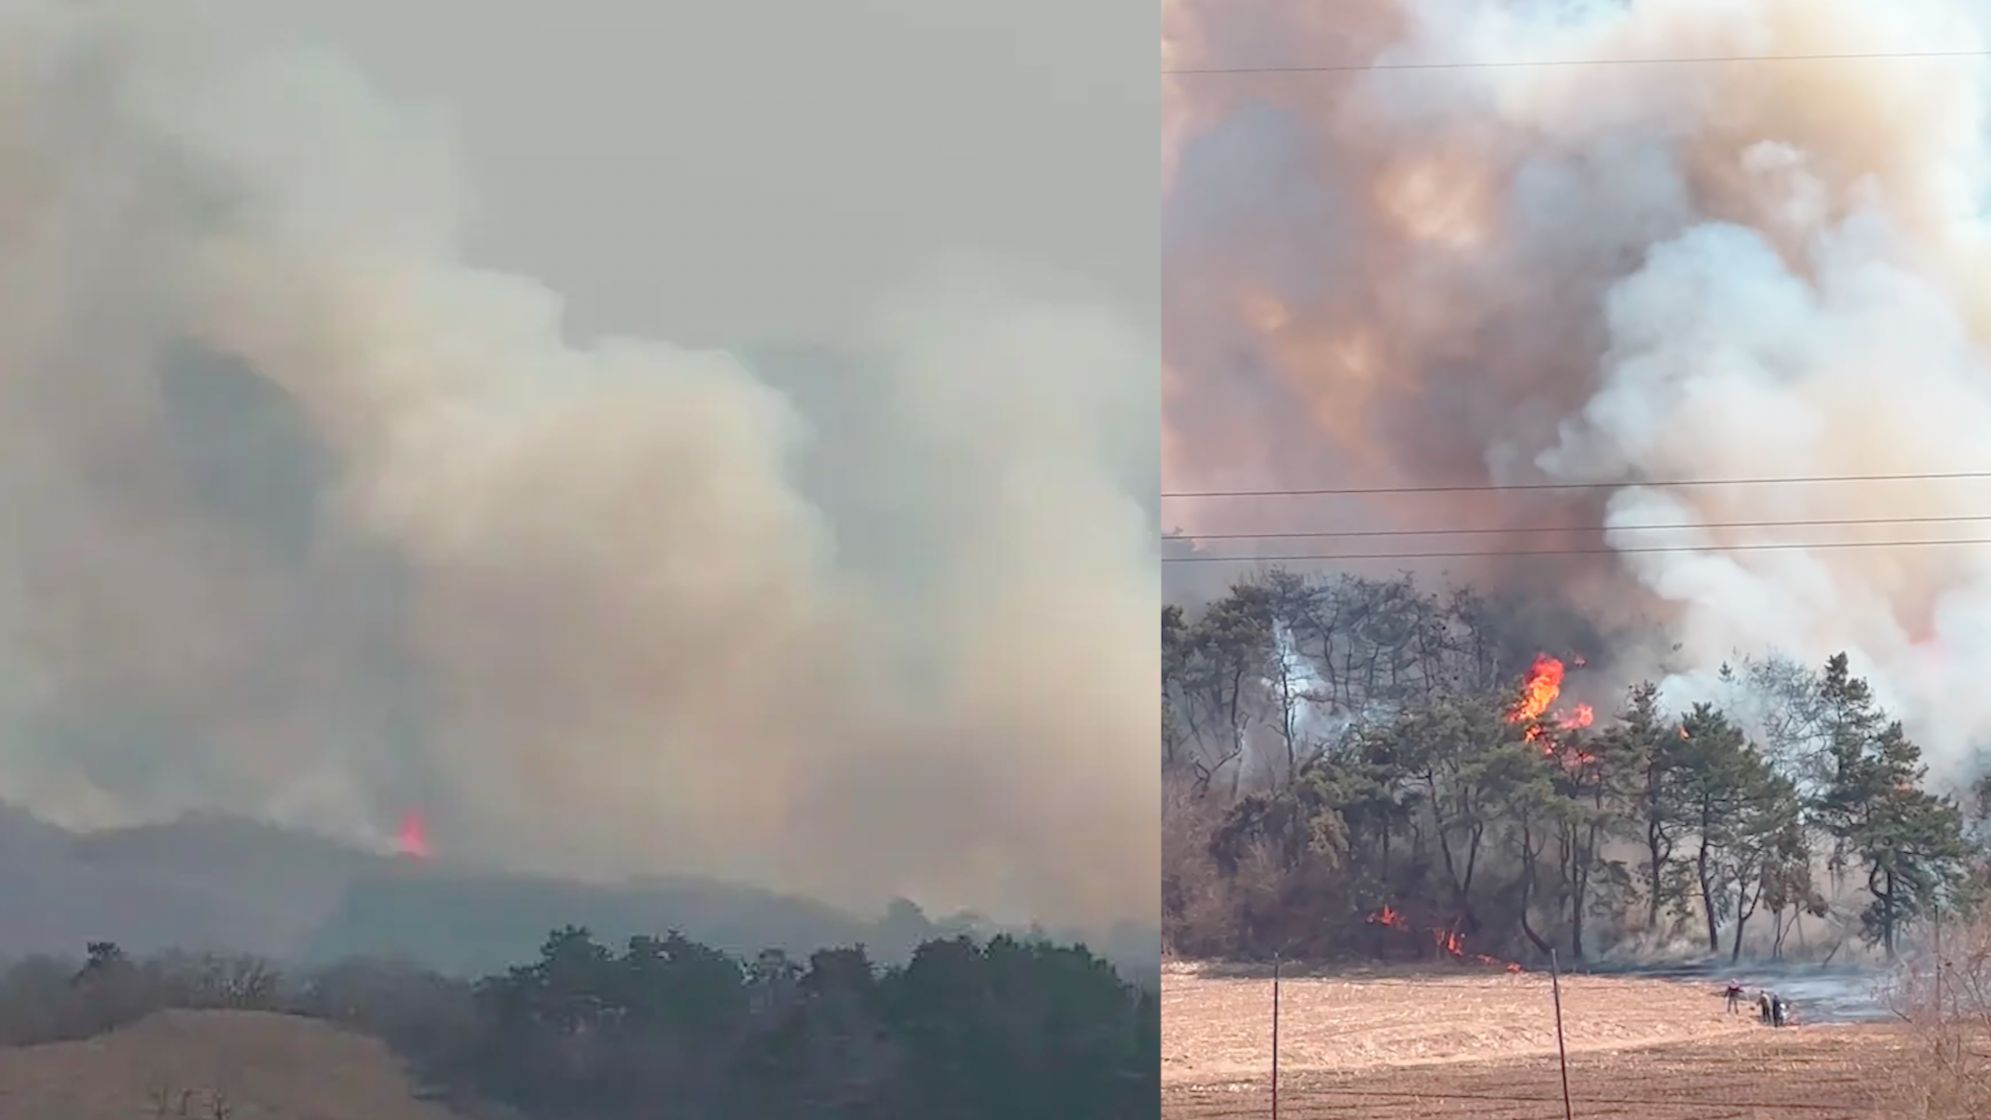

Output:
xmin=1165 ymin=0 xmax=1991 ymax=781
xmin=0 ymin=3 xmax=1158 ymax=928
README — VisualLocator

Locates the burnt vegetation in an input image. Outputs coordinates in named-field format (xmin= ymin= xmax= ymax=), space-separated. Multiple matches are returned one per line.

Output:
xmin=0 ymin=930 xmax=1159 ymax=1120
xmin=1163 ymin=570 xmax=1991 ymax=965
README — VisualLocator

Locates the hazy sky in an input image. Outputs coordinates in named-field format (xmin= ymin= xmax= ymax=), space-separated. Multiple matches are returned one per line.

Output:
xmin=195 ymin=0 xmax=1158 ymax=345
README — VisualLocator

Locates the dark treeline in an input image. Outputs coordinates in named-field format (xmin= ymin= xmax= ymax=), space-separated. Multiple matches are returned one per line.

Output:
xmin=1163 ymin=570 xmax=1991 ymax=965
xmin=0 ymin=930 xmax=1158 ymax=1119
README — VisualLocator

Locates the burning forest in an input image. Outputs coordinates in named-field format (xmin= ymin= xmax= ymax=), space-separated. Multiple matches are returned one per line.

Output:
xmin=1161 ymin=572 xmax=1987 ymax=967
xmin=1164 ymin=0 xmax=1991 ymax=789
xmin=0 ymin=1 xmax=1159 ymax=934
xmin=1162 ymin=0 xmax=1991 ymax=971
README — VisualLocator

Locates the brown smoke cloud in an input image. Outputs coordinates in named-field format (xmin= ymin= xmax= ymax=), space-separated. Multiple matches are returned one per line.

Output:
xmin=0 ymin=3 xmax=1157 ymax=927
xmin=1165 ymin=0 xmax=1991 ymax=777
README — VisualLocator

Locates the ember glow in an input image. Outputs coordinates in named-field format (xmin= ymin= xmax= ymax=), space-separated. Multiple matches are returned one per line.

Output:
xmin=1367 ymin=904 xmax=1409 ymax=929
xmin=396 ymin=812 xmax=431 ymax=861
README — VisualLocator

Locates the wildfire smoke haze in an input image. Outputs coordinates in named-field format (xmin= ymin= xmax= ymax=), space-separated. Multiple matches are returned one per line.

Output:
xmin=0 ymin=2 xmax=1158 ymax=930
xmin=1164 ymin=0 xmax=1991 ymax=780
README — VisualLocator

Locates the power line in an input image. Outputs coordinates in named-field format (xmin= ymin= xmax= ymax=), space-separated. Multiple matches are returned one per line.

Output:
xmin=1163 ymin=47 xmax=1991 ymax=76
xmin=1161 ymin=469 xmax=1991 ymax=500
xmin=1163 ymin=535 xmax=1991 ymax=564
xmin=1169 ymin=512 xmax=1991 ymax=543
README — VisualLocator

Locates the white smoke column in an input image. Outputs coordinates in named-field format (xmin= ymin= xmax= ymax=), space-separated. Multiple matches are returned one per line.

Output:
xmin=1166 ymin=0 xmax=1991 ymax=777
xmin=0 ymin=2 xmax=1157 ymax=927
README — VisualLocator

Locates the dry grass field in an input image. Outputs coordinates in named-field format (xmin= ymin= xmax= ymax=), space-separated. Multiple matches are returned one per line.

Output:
xmin=0 ymin=1010 xmax=468 ymax=1120
xmin=1162 ymin=963 xmax=1920 ymax=1119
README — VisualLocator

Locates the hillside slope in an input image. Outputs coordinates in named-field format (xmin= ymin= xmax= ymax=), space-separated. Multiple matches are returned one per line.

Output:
xmin=0 ymin=1010 xmax=466 ymax=1119
xmin=0 ymin=804 xmax=1160 ymax=981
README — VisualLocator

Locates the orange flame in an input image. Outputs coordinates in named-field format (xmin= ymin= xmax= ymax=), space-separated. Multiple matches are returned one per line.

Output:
xmin=1367 ymin=905 xmax=1409 ymax=929
xmin=1512 ymin=656 xmax=1595 ymax=760
xmin=1507 ymin=655 xmax=1565 ymax=725
xmin=1369 ymin=904 xmax=1524 ymax=973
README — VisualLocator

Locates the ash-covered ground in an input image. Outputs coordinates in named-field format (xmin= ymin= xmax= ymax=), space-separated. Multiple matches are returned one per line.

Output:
xmin=1584 ymin=960 xmax=1890 ymax=1024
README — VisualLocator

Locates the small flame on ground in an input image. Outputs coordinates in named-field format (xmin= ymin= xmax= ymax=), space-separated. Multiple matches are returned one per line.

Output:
xmin=1366 ymin=906 xmax=1523 ymax=973
xmin=397 ymin=811 xmax=431 ymax=860
xmin=1367 ymin=904 xmax=1409 ymax=929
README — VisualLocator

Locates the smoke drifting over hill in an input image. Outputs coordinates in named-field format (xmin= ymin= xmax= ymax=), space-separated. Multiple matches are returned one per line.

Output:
xmin=1165 ymin=0 xmax=1991 ymax=777
xmin=0 ymin=3 xmax=1157 ymax=926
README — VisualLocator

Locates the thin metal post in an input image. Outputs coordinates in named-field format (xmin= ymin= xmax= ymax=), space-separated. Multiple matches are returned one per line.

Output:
xmin=1549 ymin=948 xmax=1574 ymax=1120
xmin=1270 ymin=956 xmax=1281 ymax=1120
xmin=1934 ymin=902 xmax=1943 ymax=1021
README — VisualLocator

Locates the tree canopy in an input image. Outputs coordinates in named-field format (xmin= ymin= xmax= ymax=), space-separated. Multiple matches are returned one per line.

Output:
xmin=0 ymin=928 xmax=1157 ymax=1120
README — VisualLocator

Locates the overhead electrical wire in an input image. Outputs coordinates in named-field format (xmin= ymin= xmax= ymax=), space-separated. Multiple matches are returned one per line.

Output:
xmin=1163 ymin=537 xmax=1991 ymax=564
xmin=1168 ymin=512 xmax=1991 ymax=543
xmin=1162 ymin=47 xmax=1991 ymax=76
xmin=1161 ymin=469 xmax=1991 ymax=500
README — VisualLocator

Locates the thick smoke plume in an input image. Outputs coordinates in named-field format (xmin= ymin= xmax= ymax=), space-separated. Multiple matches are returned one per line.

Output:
xmin=0 ymin=3 xmax=1158 ymax=927
xmin=1165 ymin=0 xmax=1991 ymax=778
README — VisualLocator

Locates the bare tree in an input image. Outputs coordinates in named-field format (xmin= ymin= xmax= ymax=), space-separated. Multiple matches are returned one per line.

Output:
xmin=1880 ymin=910 xmax=1991 ymax=1118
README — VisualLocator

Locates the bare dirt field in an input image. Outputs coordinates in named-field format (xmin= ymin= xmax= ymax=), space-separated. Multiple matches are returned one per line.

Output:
xmin=1163 ymin=963 xmax=1918 ymax=1119
xmin=0 ymin=1009 xmax=468 ymax=1119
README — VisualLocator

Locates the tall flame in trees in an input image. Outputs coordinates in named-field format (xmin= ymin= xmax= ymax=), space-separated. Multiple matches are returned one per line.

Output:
xmin=1507 ymin=655 xmax=1595 ymax=762
xmin=1508 ymin=654 xmax=1565 ymax=728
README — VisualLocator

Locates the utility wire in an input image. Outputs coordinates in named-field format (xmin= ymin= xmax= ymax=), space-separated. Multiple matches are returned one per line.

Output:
xmin=1163 ymin=536 xmax=1991 ymax=564
xmin=1161 ymin=469 xmax=1991 ymax=500
xmin=1163 ymin=47 xmax=1991 ymax=76
xmin=1169 ymin=512 xmax=1991 ymax=542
